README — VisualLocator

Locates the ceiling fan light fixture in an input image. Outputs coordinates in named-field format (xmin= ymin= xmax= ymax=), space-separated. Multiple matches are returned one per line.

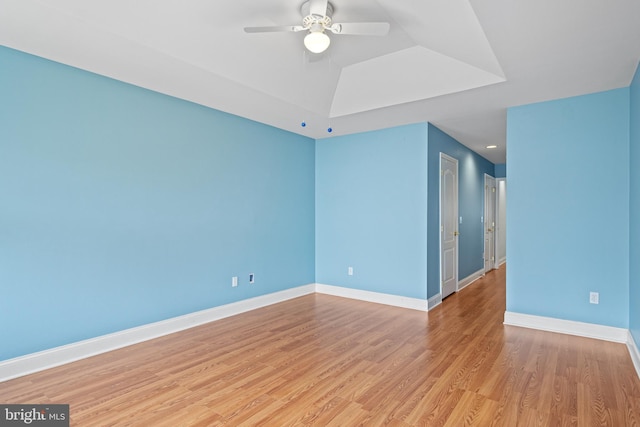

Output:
xmin=304 ymin=31 xmax=330 ymax=53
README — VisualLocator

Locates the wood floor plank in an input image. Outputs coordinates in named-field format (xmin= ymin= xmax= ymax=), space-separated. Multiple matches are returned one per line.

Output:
xmin=2 ymin=265 xmax=640 ymax=426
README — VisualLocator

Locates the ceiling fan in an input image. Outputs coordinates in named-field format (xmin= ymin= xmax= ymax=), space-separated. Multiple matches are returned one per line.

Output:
xmin=244 ymin=0 xmax=390 ymax=54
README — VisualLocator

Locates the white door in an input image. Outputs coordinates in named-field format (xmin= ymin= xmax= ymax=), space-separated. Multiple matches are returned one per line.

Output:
xmin=495 ymin=179 xmax=507 ymax=266
xmin=484 ymin=175 xmax=496 ymax=273
xmin=440 ymin=154 xmax=458 ymax=299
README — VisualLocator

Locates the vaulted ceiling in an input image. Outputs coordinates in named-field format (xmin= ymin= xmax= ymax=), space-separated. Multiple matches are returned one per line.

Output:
xmin=2 ymin=0 xmax=640 ymax=164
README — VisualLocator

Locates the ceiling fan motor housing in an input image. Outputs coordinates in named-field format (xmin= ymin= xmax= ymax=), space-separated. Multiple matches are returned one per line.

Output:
xmin=301 ymin=0 xmax=334 ymax=28
xmin=303 ymin=15 xmax=332 ymax=30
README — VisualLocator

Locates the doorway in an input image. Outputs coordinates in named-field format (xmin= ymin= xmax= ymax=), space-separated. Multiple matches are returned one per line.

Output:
xmin=495 ymin=178 xmax=507 ymax=266
xmin=440 ymin=153 xmax=458 ymax=299
xmin=484 ymin=175 xmax=496 ymax=273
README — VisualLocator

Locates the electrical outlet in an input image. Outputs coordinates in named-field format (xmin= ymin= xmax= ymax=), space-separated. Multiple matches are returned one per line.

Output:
xmin=249 ymin=273 xmax=254 ymax=284
xmin=589 ymin=291 xmax=599 ymax=304
xmin=232 ymin=276 xmax=238 ymax=287
xmin=348 ymin=266 xmax=353 ymax=276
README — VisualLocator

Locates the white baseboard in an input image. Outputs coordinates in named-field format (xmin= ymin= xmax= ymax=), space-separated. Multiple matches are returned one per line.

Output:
xmin=315 ymin=284 xmax=428 ymax=312
xmin=428 ymin=293 xmax=442 ymax=310
xmin=458 ymin=268 xmax=484 ymax=291
xmin=0 ymin=284 xmax=315 ymax=383
xmin=4 ymin=291 xmax=637 ymax=383
xmin=503 ymin=311 xmax=628 ymax=343
xmin=627 ymin=331 xmax=640 ymax=379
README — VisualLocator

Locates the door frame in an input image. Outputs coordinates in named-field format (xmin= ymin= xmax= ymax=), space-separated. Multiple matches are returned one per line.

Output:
xmin=483 ymin=174 xmax=497 ymax=273
xmin=495 ymin=178 xmax=507 ymax=267
xmin=439 ymin=153 xmax=459 ymax=298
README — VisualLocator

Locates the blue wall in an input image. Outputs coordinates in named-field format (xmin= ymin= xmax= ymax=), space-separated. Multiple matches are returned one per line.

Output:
xmin=494 ymin=164 xmax=506 ymax=178
xmin=427 ymin=125 xmax=495 ymax=298
xmin=0 ymin=46 xmax=316 ymax=360
xmin=0 ymin=45 xmax=499 ymax=363
xmin=315 ymin=124 xmax=429 ymax=299
xmin=630 ymin=64 xmax=640 ymax=343
xmin=315 ymin=124 xmax=494 ymax=301
xmin=507 ymin=88 xmax=630 ymax=328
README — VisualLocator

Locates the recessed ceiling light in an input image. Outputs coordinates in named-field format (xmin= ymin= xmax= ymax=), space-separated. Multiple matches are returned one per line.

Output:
xmin=486 ymin=145 xmax=497 ymax=149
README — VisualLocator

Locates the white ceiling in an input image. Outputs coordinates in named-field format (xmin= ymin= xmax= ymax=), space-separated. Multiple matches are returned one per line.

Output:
xmin=2 ymin=0 xmax=640 ymax=164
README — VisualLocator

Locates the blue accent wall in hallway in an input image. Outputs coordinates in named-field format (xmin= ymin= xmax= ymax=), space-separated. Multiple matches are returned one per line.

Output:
xmin=427 ymin=125 xmax=495 ymax=298
xmin=0 ymin=46 xmax=316 ymax=361
xmin=507 ymin=88 xmax=630 ymax=328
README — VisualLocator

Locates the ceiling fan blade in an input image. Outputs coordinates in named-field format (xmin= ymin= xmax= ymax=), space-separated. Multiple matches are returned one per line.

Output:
xmin=309 ymin=0 xmax=328 ymax=17
xmin=329 ymin=22 xmax=390 ymax=36
xmin=244 ymin=25 xmax=305 ymax=33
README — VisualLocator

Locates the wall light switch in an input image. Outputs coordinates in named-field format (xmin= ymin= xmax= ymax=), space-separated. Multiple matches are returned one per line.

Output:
xmin=589 ymin=292 xmax=599 ymax=304
xmin=348 ymin=267 xmax=353 ymax=276
xmin=232 ymin=276 xmax=238 ymax=287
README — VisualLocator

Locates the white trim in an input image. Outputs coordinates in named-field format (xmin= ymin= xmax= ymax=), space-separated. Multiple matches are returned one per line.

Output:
xmin=483 ymin=174 xmax=497 ymax=274
xmin=457 ymin=268 xmax=484 ymax=291
xmin=427 ymin=293 xmax=442 ymax=310
xmin=315 ymin=284 xmax=428 ymax=312
xmin=5 ymin=293 xmax=638 ymax=383
xmin=0 ymin=284 xmax=315 ymax=383
xmin=627 ymin=331 xmax=640 ymax=379
xmin=503 ymin=311 xmax=628 ymax=343
xmin=494 ymin=178 xmax=507 ymax=269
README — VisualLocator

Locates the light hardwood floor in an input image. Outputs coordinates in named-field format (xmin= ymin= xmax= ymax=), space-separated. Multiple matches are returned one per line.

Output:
xmin=2 ymin=265 xmax=640 ymax=426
